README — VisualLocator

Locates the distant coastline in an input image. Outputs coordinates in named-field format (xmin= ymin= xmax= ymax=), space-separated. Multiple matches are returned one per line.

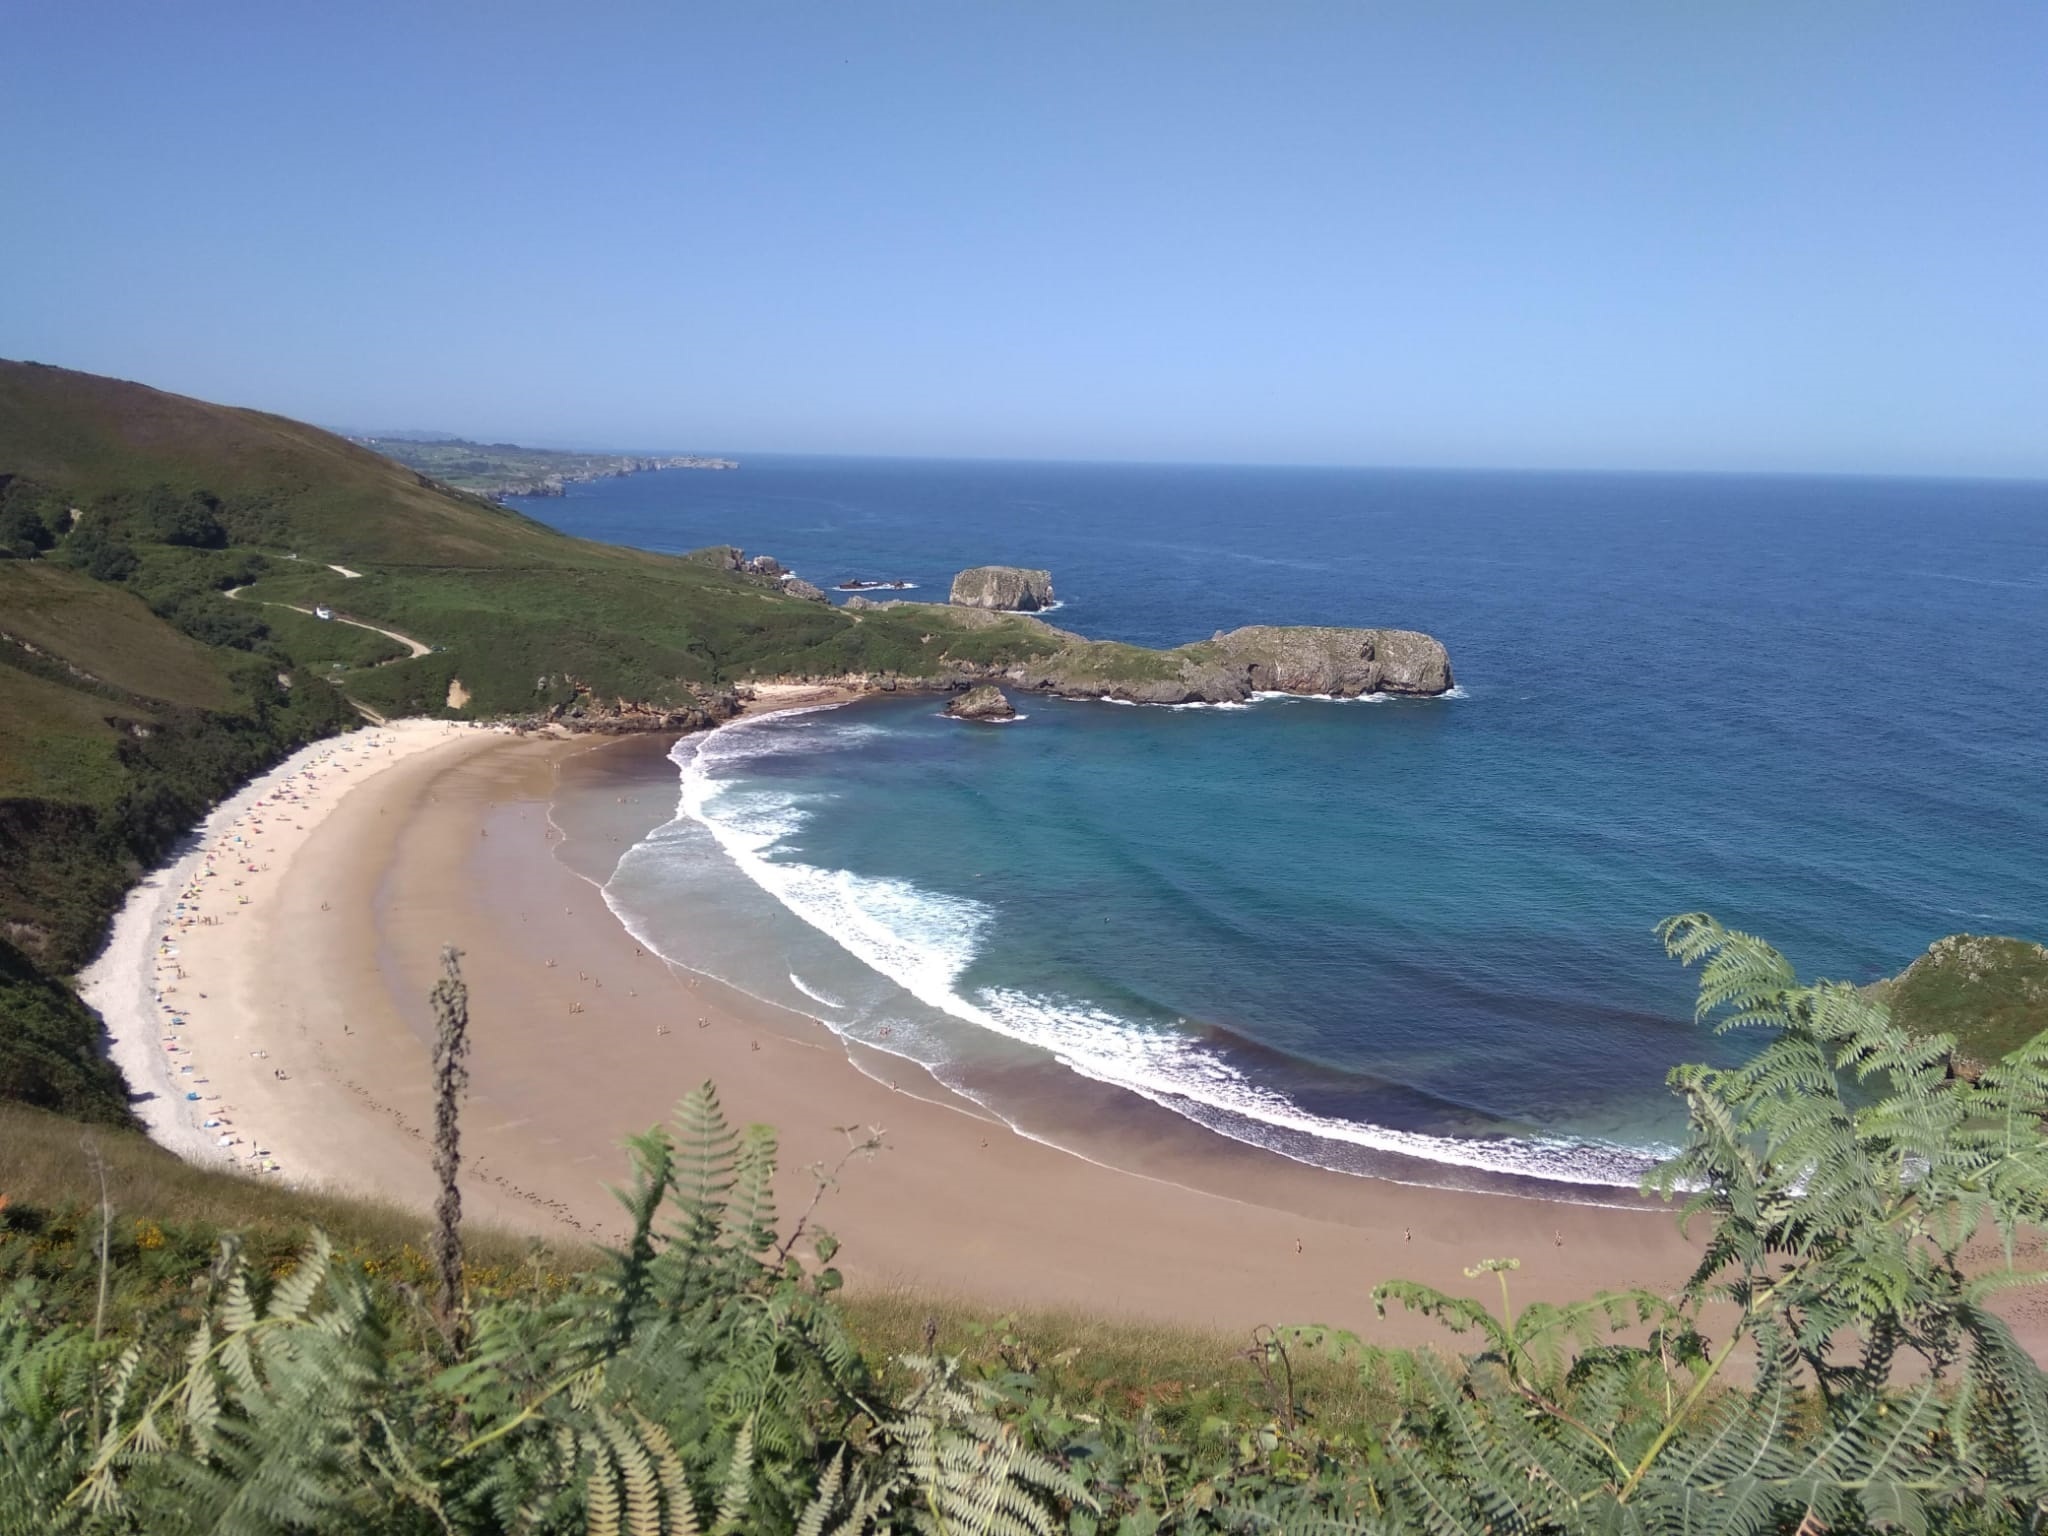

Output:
xmin=351 ymin=433 xmax=736 ymax=499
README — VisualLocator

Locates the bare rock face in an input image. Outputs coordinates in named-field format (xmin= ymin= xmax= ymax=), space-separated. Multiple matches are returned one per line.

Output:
xmin=986 ymin=625 xmax=1453 ymax=704
xmin=1198 ymin=626 xmax=1454 ymax=698
xmin=744 ymin=554 xmax=785 ymax=577
xmin=950 ymin=566 xmax=1055 ymax=611
xmin=942 ymin=684 xmax=1019 ymax=722
xmin=781 ymin=576 xmax=829 ymax=603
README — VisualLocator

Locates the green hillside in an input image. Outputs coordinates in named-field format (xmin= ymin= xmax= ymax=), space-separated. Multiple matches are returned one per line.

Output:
xmin=0 ymin=360 xmax=573 ymax=567
xmin=0 ymin=360 xmax=1077 ymax=721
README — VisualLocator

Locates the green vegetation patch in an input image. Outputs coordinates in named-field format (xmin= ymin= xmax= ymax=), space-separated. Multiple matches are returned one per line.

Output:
xmin=1053 ymin=637 xmax=1185 ymax=684
xmin=0 ymin=947 xmax=135 ymax=1125
xmin=0 ymin=1101 xmax=574 ymax=1329
xmin=1872 ymin=932 xmax=2048 ymax=1069
xmin=0 ymin=664 xmax=130 ymax=803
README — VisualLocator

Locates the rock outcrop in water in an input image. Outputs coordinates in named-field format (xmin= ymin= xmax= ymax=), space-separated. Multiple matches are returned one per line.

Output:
xmin=967 ymin=615 xmax=1450 ymax=704
xmin=1189 ymin=625 xmax=1452 ymax=698
xmin=950 ymin=566 xmax=1055 ymax=611
xmin=942 ymin=684 xmax=1019 ymax=722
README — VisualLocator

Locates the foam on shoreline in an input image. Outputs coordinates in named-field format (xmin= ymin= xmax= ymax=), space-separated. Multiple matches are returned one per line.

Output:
xmin=634 ymin=702 xmax=1666 ymax=1196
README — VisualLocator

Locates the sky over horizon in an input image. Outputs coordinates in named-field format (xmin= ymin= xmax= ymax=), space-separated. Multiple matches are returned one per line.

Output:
xmin=5 ymin=2 xmax=2046 ymax=476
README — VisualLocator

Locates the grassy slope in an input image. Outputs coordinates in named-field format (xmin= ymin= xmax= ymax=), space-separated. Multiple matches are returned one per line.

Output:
xmin=0 ymin=562 xmax=238 ymax=800
xmin=0 ymin=664 xmax=130 ymax=803
xmin=1872 ymin=933 xmax=2048 ymax=1070
xmin=0 ymin=362 xmax=571 ymax=568
xmin=0 ymin=561 xmax=233 ymax=710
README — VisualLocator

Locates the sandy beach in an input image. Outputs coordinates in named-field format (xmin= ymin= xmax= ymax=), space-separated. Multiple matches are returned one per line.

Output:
xmin=78 ymin=721 xmax=509 ymax=1176
xmin=76 ymin=700 xmax=1714 ymax=1346
xmin=73 ymin=697 xmax=2048 ymax=1351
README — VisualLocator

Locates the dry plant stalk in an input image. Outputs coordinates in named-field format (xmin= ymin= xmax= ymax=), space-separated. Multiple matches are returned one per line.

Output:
xmin=429 ymin=944 xmax=471 ymax=1338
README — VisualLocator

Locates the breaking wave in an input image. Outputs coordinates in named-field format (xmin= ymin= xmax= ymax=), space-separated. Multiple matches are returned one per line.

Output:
xmin=663 ymin=708 xmax=1663 ymax=1191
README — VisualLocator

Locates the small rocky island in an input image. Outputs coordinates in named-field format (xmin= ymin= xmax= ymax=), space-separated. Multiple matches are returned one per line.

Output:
xmin=951 ymin=565 xmax=1055 ymax=611
xmin=943 ymin=684 xmax=1020 ymax=722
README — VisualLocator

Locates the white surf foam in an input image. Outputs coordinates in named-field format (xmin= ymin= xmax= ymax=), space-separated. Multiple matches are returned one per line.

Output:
xmin=1094 ymin=688 xmax=1428 ymax=711
xmin=668 ymin=710 xmax=1660 ymax=1191
xmin=789 ymin=972 xmax=846 ymax=1009
xmin=974 ymin=987 xmax=1664 ymax=1188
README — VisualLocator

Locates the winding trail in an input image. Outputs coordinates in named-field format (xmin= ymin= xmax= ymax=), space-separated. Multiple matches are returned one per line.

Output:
xmin=223 ymin=586 xmax=432 ymax=659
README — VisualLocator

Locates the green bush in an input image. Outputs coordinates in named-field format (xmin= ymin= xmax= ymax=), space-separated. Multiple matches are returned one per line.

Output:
xmin=0 ymin=475 xmax=66 ymax=557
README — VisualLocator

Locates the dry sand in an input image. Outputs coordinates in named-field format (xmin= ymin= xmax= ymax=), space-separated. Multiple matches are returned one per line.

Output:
xmin=79 ymin=720 xmax=507 ymax=1175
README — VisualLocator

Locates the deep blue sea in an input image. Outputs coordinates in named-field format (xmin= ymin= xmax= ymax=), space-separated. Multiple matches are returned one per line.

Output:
xmin=514 ymin=459 xmax=2048 ymax=1191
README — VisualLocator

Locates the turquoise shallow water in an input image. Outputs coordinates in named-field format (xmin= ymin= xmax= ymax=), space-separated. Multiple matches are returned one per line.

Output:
xmin=519 ymin=461 xmax=2048 ymax=1190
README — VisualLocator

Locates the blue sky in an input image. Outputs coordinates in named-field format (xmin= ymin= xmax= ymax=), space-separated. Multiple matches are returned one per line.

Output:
xmin=5 ymin=2 xmax=2045 ymax=474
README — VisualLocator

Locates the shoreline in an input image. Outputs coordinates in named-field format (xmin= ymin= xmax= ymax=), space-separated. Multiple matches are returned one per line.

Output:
xmin=402 ymin=732 xmax=1710 ymax=1338
xmin=73 ymin=703 xmax=2045 ymax=1348
xmin=72 ymin=701 xmax=1713 ymax=1340
xmin=631 ymin=695 xmax=1659 ymax=1206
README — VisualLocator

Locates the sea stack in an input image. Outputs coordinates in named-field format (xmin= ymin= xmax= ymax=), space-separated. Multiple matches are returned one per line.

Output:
xmin=943 ymin=684 xmax=1019 ymax=722
xmin=950 ymin=565 xmax=1055 ymax=611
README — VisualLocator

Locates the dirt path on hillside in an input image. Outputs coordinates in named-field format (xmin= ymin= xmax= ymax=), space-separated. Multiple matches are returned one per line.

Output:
xmin=223 ymin=587 xmax=432 ymax=659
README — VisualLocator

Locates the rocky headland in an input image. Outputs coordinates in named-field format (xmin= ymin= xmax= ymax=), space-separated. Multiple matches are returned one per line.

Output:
xmin=990 ymin=618 xmax=1452 ymax=704
xmin=836 ymin=577 xmax=1453 ymax=705
xmin=517 ymin=556 xmax=1452 ymax=731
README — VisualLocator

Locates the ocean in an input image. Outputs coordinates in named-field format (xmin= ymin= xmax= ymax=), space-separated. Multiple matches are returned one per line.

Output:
xmin=513 ymin=459 xmax=2048 ymax=1194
